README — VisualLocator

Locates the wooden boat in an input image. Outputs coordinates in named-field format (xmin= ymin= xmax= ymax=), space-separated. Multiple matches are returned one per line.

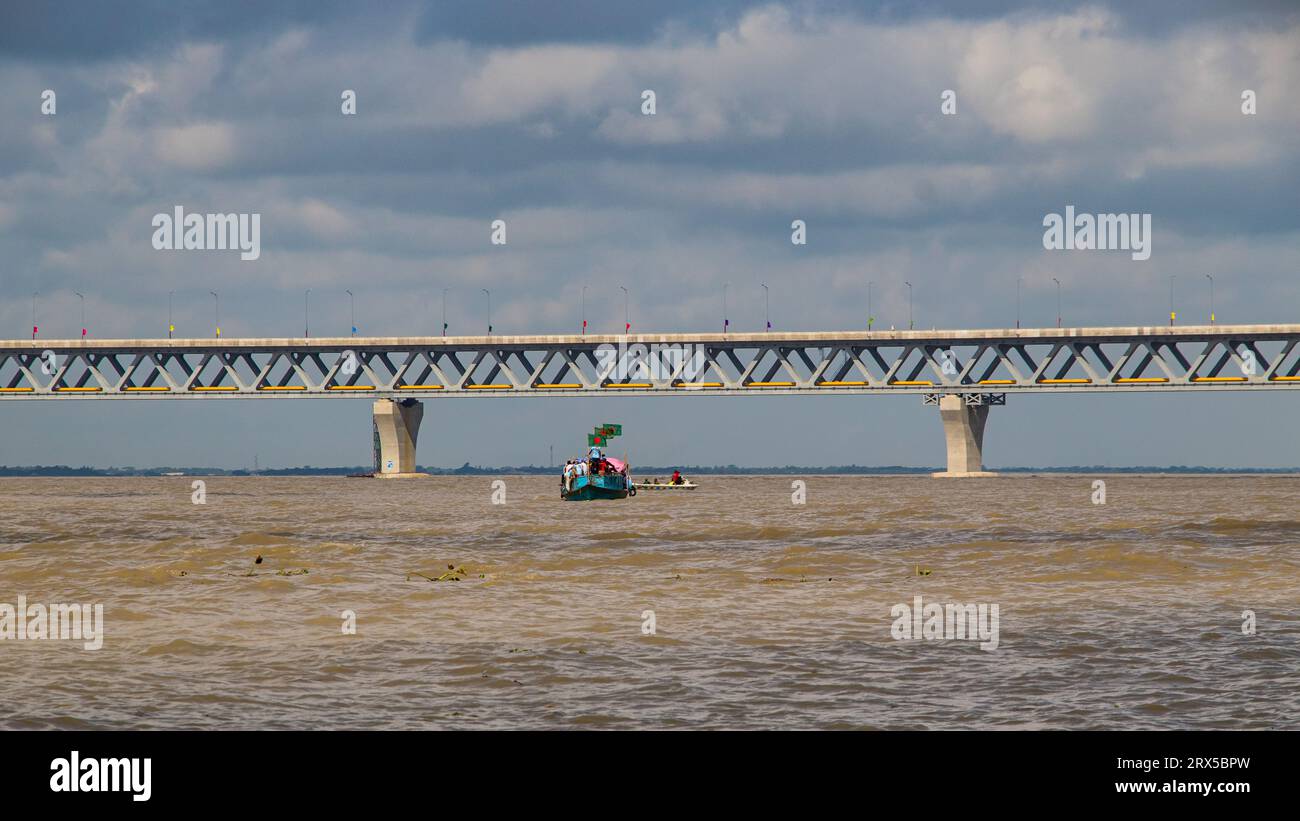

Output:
xmin=633 ymin=480 xmax=698 ymax=491
xmin=561 ymin=425 xmax=634 ymax=501
xmin=561 ymin=471 xmax=631 ymax=501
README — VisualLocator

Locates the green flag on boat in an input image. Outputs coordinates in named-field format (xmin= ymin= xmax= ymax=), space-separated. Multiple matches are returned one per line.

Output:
xmin=589 ymin=424 xmax=622 ymax=447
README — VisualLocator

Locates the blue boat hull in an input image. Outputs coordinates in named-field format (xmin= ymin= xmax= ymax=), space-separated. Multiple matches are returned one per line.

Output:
xmin=561 ymin=473 xmax=630 ymax=501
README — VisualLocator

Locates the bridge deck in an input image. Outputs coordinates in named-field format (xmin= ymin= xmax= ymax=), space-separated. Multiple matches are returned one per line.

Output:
xmin=3 ymin=323 xmax=1300 ymax=350
xmin=2 ymin=325 xmax=1297 ymax=398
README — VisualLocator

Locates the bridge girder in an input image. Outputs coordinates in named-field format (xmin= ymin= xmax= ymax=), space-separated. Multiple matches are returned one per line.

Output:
xmin=2 ymin=325 xmax=1298 ymax=399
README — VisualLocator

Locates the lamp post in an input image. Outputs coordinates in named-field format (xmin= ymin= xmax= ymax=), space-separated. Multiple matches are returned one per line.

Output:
xmin=867 ymin=281 xmax=874 ymax=331
xmin=483 ymin=288 xmax=492 ymax=335
xmin=210 ymin=291 xmax=220 ymax=338
xmin=904 ymin=281 xmax=913 ymax=330
xmin=31 ymin=291 xmax=37 ymax=339
xmin=1052 ymin=277 xmax=1061 ymax=328
xmin=1206 ymin=274 xmax=1215 ymax=325
xmin=168 ymin=290 xmax=174 ymax=339
xmin=1016 ymin=277 xmax=1022 ymax=329
xmin=761 ymin=283 xmax=770 ymax=331
xmin=304 ymin=289 xmax=311 ymax=338
xmin=581 ymin=285 xmax=587 ymax=335
xmin=722 ymin=283 xmax=729 ymax=334
xmin=1169 ymin=275 xmax=1177 ymax=326
xmin=346 ymin=289 xmax=356 ymax=336
xmin=75 ymin=291 xmax=85 ymax=338
xmin=441 ymin=288 xmax=448 ymax=337
xmin=620 ymin=285 xmax=629 ymax=334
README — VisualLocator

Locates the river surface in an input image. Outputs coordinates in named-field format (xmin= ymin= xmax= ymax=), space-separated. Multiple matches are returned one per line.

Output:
xmin=1 ymin=475 xmax=1297 ymax=729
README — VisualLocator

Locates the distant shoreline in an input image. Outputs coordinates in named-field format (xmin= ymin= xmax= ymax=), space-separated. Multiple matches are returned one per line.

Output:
xmin=3 ymin=464 xmax=1298 ymax=477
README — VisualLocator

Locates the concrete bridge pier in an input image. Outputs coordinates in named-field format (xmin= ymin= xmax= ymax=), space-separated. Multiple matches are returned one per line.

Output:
xmin=372 ymin=398 xmax=427 ymax=478
xmin=931 ymin=393 xmax=1000 ymax=478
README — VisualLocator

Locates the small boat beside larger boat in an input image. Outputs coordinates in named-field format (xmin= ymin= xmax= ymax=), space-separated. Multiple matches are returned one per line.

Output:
xmin=557 ymin=425 xmax=698 ymax=499
xmin=633 ymin=478 xmax=697 ymax=491
xmin=633 ymin=469 xmax=696 ymax=491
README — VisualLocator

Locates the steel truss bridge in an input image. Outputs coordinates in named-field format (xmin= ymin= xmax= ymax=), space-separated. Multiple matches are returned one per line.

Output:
xmin=4 ymin=325 xmax=1295 ymax=476
xmin=1 ymin=325 xmax=1297 ymax=399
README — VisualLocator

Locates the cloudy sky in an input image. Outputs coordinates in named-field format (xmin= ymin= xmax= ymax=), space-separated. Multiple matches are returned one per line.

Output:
xmin=1 ymin=0 xmax=1298 ymax=468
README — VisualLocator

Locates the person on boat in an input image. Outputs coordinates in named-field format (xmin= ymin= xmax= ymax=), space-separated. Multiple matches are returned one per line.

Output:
xmin=671 ymin=470 xmax=683 ymax=485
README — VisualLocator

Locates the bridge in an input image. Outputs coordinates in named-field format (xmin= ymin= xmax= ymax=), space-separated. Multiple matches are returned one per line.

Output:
xmin=3 ymin=324 xmax=1297 ymax=477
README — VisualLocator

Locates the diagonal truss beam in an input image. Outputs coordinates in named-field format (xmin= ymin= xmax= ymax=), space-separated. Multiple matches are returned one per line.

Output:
xmin=2 ymin=325 xmax=1299 ymax=399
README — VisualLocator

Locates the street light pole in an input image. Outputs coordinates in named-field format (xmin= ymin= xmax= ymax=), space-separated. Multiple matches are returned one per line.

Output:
xmin=1206 ymin=274 xmax=1215 ymax=325
xmin=75 ymin=291 xmax=85 ymax=338
xmin=620 ymin=285 xmax=629 ymax=334
xmin=1016 ymin=277 xmax=1022 ymax=329
xmin=1169 ymin=275 xmax=1176 ymax=326
xmin=31 ymin=291 xmax=37 ymax=339
xmin=210 ymin=290 xmax=220 ymax=338
xmin=904 ymin=281 xmax=913 ymax=330
xmin=168 ymin=290 xmax=174 ymax=339
xmin=723 ymin=283 xmax=729 ymax=334
xmin=1052 ymin=277 xmax=1061 ymax=328
xmin=867 ymin=281 xmax=874 ymax=331
xmin=581 ymin=285 xmax=587 ymax=335
xmin=483 ymin=288 xmax=492 ymax=334
xmin=346 ymin=289 xmax=355 ymax=337
xmin=761 ymin=283 xmax=770 ymax=331
xmin=441 ymin=288 xmax=448 ymax=337
xmin=304 ymin=288 xmax=311 ymax=338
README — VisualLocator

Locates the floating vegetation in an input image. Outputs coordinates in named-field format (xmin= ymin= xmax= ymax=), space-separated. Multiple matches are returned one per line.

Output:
xmin=407 ymin=564 xmax=482 ymax=582
xmin=761 ymin=576 xmax=834 ymax=584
